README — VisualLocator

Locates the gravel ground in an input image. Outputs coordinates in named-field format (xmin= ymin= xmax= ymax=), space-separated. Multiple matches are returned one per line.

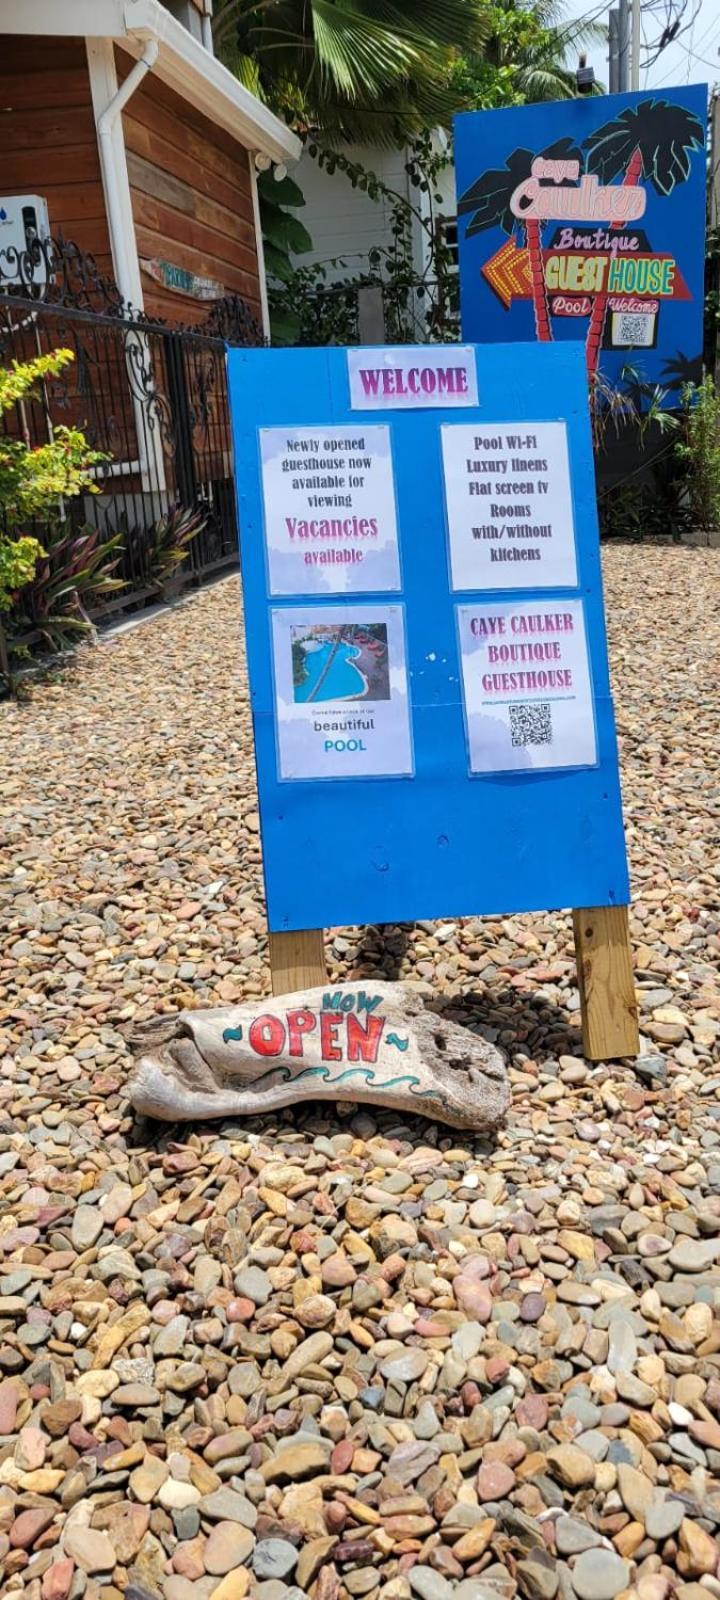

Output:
xmin=1 ymin=544 xmax=719 ymax=1600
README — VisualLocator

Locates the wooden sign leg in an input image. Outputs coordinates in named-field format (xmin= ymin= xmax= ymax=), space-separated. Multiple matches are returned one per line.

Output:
xmin=572 ymin=904 xmax=639 ymax=1062
xmin=269 ymin=929 xmax=327 ymax=997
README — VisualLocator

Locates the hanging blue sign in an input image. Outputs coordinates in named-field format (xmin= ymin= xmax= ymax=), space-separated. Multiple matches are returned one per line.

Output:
xmin=454 ymin=86 xmax=707 ymax=404
xmin=227 ymin=340 xmax=629 ymax=933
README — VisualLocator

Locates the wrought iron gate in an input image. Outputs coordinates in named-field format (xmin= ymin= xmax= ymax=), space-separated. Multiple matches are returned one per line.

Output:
xmin=0 ymin=235 xmax=262 ymax=609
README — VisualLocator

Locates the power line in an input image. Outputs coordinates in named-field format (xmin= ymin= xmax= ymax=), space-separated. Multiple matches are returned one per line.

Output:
xmin=651 ymin=30 xmax=720 ymax=82
xmin=684 ymin=6 xmax=720 ymax=54
xmin=551 ymin=0 xmax=612 ymax=51
xmin=686 ymin=5 xmax=696 ymax=77
xmin=641 ymin=0 xmax=702 ymax=70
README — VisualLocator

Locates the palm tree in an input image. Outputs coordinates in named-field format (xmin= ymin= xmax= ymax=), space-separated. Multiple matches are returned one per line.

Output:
xmin=583 ymin=99 xmax=705 ymax=377
xmin=212 ymin=0 xmax=489 ymax=146
xmin=452 ymin=0 xmax=607 ymax=107
xmin=660 ymin=351 xmax=703 ymax=391
xmin=457 ymin=137 xmax=582 ymax=342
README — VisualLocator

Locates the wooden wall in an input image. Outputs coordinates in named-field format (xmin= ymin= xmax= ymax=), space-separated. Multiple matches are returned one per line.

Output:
xmin=0 ymin=37 xmax=112 ymax=271
xmin=119 ymin=48 xmax=263 ymax=327
xmin=0 ymin=37 xmax=263 ymax=330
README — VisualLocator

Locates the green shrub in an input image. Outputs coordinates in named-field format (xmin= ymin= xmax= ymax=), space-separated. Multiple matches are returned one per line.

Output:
xmin=677 ymin=376 xmax=720 ymax=531
xmin=0 ymin=349 xmax=105 ymax=613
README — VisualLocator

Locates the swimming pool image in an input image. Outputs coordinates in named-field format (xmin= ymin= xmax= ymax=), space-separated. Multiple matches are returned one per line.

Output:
xmin=292 ymin=624 xmax=390 ymax=703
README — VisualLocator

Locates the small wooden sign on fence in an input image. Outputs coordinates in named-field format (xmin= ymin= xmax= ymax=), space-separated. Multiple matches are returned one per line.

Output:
xmin=227 ymin=339 xmax=638 ymax=1064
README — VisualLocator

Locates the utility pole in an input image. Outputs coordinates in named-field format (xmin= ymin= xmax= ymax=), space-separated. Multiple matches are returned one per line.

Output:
xmin=608 ymin=9 xmax=619 ymax=92
xmin=631 ymin=0 xmax=641 ymax=88
xmin=618 ymin=0 xmax=630 ymax=91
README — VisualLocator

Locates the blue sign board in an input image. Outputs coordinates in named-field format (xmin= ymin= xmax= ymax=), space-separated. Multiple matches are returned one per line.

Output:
xmin=227 ymin=341 xmax=629 ymax=933
xmin=454 ymin=87 xmax=707 ymax=401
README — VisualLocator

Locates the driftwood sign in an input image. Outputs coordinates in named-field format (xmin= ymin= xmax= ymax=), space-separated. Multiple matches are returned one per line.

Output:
xmin=129 ymin=982 xmax=508 ymax=1131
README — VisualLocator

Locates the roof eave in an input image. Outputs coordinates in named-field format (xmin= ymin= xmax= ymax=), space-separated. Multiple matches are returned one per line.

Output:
xmin=0 ymin=0 xmax=302 ymax=165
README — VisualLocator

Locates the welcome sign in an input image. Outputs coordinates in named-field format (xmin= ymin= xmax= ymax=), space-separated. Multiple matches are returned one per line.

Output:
xmin=347 ymin=347 xmax=479 ymax=408
xmin=454 ymin=86 xmax=707 ymax=400
xmin=227 ymin=340 xmax=629 ymax=934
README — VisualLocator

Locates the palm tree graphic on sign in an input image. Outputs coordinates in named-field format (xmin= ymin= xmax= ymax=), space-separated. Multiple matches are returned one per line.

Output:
xmin=582 ymin=99 xmax=705 ymax=374
xmin=457 ymin=99 xmax=704 ymax=374
xmin=457 ymin=137 xmax=582 ymax=343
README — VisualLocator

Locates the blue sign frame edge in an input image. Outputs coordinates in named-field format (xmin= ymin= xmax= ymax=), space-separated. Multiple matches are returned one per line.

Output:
xmin=227 ymin=339 xmax=630 ymax=933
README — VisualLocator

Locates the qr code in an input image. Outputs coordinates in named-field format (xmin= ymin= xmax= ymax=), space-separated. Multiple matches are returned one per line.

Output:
xmin=612 ymin=312 xmax=654 ymax=347
xmin=509 ymin=702 xmax=552 ymax=747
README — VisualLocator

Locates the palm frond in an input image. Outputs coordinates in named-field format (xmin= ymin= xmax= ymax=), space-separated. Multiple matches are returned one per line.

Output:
xmin=585 ymin=99 xmax=705 ymax=194
xmin=213 ymin=0 xmax=490 ymax=142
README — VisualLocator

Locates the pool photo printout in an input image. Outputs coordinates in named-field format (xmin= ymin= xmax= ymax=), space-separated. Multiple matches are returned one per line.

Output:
xmin=442 ymin=420 xmax=577 ymax=589
xmin=259 ymin=425 xmax=400 ymax=595
xmin=457 ymin=598 xmax=596 ymax=772
xmin=270 ymin=604 xmax=413 ymax=780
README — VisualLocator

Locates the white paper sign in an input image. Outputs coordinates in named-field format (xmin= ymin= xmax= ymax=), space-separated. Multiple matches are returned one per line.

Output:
xmin=456 ymin=599 xmax=596 ymax=773
xmin=260 ymin=426 xmax=400 ymax=595
xmin=442 ymin=421 xmax=577 ymax=590
xmin=271 ymin=604 xmax=413 ymax=780
xmin=348 ymin=346 xmax=478 ymax=410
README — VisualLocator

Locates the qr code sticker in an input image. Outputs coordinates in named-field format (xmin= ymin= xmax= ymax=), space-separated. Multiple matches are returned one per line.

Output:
xmin=612 ymin=312 xmax=654 ymax=347
xmin=509 ymin=702 xmax=552 ymax=747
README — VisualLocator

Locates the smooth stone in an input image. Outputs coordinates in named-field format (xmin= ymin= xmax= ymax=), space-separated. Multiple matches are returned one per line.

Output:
xmin=252 ymin=1540 xmax=298 ymax=1580
xmin=562 ymin=1398 xmax=601 ymax=1429
xmin=154 ymin=1315 xmax=189 ymax=1356
xmin=477 ymin=1461 xmax=516 ymax=1500
xmin=607 ymin=1321 xmax=637 ymax=1375
xmin=617 ymin=1464 xmax=653 ymax=1523
xmin=555 ymin=1518 xmax=603 ymax=1556
xmin=261 ymin=1442 xmax=330 ymax=1483
xmin=204 ymin=1522 xmax=255 ymax=1574
xmin=129 ymin=1454 xmax=170 ymax=1502
xmin=63 ymin=1527 xmax=116 ymax=1574
xmin=452 ymin=1322 xmax=484 ymax=1361
xmin=198 ymin=1489 xmax=257 ymax=1527
xmin=547 ymin=1446 xmax=595 ymax=1489
xmin=669 ymin=1240 xmax=720 ymax=1273
xmin=575 ymin=1430 xmax=609 ymax=1463
xmin=414 ymin=1399 xmax=441 ymax=1439
xmin=71 ymin=1205 xmax=104 ymax=1251
xmin=10 ymin=1507 xmax=56 ymax=1549
xmin=645 ymin=1494 xmax=686 ymax=1540
xmin=379 ymin=1348 xmax=430 ymax=1382
xmin=234 ymin=1266 xmax=271 ymax=1305
xmin=517 ymin=1550 xmax=559 ymax=1600
xmin=158 ymin=1479 xmax=202 ymax=1511
xmin=571 ymin=1551 xmax=631 ymax=1600
xmin=409 ymin=1569 xmax=455 ymax=1600
xmin=615 ymin=1373 xmax=657 ymax=1408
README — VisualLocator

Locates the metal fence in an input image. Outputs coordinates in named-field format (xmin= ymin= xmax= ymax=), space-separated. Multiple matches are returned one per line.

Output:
xmin=0 ymin=234 xmax=262 ymax=622
xmin=275 ymin=274 xmax=460 ymax=350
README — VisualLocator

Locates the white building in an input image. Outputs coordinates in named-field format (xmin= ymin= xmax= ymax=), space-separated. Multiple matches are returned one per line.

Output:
xmin=289 ymin=138 xmax=458 ymax=285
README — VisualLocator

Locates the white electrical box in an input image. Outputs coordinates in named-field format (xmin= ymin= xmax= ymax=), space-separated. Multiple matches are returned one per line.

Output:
xmin=0 ymin=195 xmax=51 ymax=284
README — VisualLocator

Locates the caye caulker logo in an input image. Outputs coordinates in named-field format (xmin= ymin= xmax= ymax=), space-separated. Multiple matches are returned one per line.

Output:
xmin=457 ymin=99 xmax=705 ymax=380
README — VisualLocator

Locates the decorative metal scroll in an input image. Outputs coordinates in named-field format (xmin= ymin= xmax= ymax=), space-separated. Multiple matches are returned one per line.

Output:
xmin=0 ymin=234 xmax=262 ymax=598
xmin=0 ymin=232 xmax=263 ymax=346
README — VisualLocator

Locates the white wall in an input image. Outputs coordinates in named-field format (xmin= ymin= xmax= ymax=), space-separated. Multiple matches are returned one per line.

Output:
xmin=290 ymin=140 xmax=457 ymax=283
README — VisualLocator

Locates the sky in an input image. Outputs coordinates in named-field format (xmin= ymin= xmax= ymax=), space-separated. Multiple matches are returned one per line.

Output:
xmin=563 ymin=0 xmax=720 ymax=93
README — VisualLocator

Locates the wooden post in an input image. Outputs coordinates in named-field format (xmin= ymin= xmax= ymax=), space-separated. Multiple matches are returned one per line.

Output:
xmin=269 ymin=928 xmax=327 ymax=997
xmin=573 ymin=904 xmax=639 ymax=1061
xmin=357 ymin=284 xmax=385 ymax=345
